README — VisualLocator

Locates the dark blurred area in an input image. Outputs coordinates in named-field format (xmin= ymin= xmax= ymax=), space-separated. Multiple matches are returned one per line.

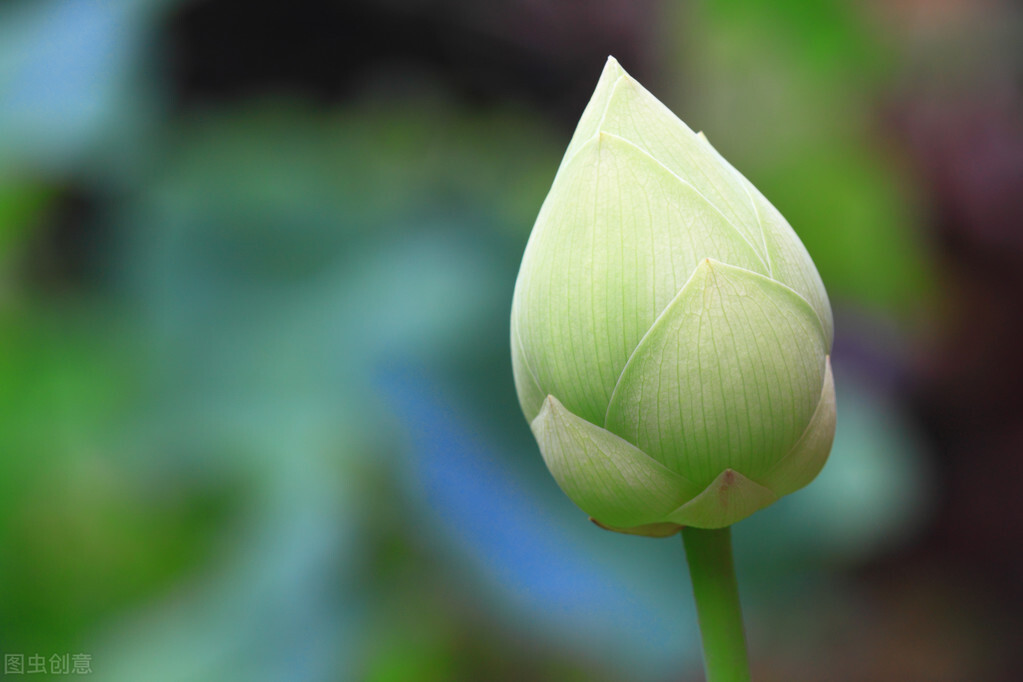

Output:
xmin=1 ymin=0 xmax=1021 ymax=680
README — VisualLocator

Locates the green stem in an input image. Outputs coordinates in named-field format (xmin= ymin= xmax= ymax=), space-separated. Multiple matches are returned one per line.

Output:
xmin=682 ymin=526 xmax=751 ymax=682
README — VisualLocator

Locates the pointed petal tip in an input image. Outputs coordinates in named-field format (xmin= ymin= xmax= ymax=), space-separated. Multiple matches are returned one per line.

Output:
xmin=665 ymin=468 xmax=778 ymax=528
xmin=535 ymin=392 xmax=558 ymax=417
xmin=602 ymin=55 xmax=626 ymax=77
xmin=695 ymin=130 xmax=720 ymax=151
xmin=692 ymin=257 xmax=720 ymax=280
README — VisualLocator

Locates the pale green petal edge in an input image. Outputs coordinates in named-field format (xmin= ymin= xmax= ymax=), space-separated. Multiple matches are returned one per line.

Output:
xmin=753 ymin=185 xmax=835 ymax=349
xmin=530 ymin=395 xmax=700 ymax=529
xmin=510 ymin=310 xmax=547 ymax=422
xmin=758 ymin=356 xmax=837 ymax=497
xmin=605 ymin=259 xmax=828 ymax=486
xmin=664 ymin=468 xmax=778 ymax=529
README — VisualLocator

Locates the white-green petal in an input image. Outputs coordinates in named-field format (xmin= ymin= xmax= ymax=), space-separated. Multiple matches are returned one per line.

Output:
xmin=664 ymin=469 xmax=778 ymax=529
xmin=605 ymin=259 xmax=828 ymax=487
xmin=512 ymin=133 xmax=769 ymax=425
xmin=758 ymin=356 xmax=837 ymax=497
xmin=530 ymin=395 xmax=700 ymax=529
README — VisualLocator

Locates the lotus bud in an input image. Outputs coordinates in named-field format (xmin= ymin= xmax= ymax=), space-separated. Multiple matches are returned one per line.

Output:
xmin=511 ymin=57 xmax=836 ymax=537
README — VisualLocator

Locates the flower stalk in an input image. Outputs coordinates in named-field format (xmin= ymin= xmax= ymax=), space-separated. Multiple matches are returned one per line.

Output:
xmin=682 ymin=526 xmax=751 ymax=682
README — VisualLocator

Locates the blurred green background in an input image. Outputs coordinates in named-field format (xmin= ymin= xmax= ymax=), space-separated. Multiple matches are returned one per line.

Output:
xmin=1 ymin=0 xmax=1022 ymax=680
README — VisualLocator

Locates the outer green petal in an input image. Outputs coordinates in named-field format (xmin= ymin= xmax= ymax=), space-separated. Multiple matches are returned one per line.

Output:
xmin=605 ymin=260 xmax=828 ymax=487
xmin=511 ymin=133 xmax=768 ymax=424
xmin=531 ymin=395 xmax=700 ymax=529
xmin=664 ymin=468 xmax=778 ymax=529
xmin=758 ymin=356 xmax=837 ymax=497
xmin=696 ymin=134 xmax=834 ymax=348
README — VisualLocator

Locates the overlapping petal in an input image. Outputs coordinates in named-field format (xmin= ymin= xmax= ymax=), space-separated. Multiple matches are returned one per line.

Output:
xmin=531 ymin=395 xmax=700 ymax=529
xmin=605 ymin=260 xmax=828 ymax=487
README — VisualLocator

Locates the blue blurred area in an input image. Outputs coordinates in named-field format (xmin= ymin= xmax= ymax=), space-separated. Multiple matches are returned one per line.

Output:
xmin=377 ymin=362 xmax=695 ymax=678
xmin=2 ymin=1 xmax=1022 ymax=680
xmin=0 ymin=0 xmax=164 ymax=177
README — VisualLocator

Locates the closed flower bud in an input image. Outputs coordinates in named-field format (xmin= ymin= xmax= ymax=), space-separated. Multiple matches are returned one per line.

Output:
xmin=511 ymin=57 xmax=836 ymax=536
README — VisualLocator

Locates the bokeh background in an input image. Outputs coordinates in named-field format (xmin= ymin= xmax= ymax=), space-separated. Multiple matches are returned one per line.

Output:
xmin=1 ymin=0 xmax=1022 ymax=680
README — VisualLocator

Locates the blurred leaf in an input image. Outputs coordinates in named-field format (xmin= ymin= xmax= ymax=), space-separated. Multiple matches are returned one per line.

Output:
xmin=82 ymin=98 xmax=558 ymax=681
xmin=0 ymin=178 xmax=52 ymax=257
xmin=0 ymin=305 xmax=240 ymax=651
xmin=693 ymin=0 xmax=890 ymax=82
xmin=755 ymin=140 xmax=932 ymax=312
